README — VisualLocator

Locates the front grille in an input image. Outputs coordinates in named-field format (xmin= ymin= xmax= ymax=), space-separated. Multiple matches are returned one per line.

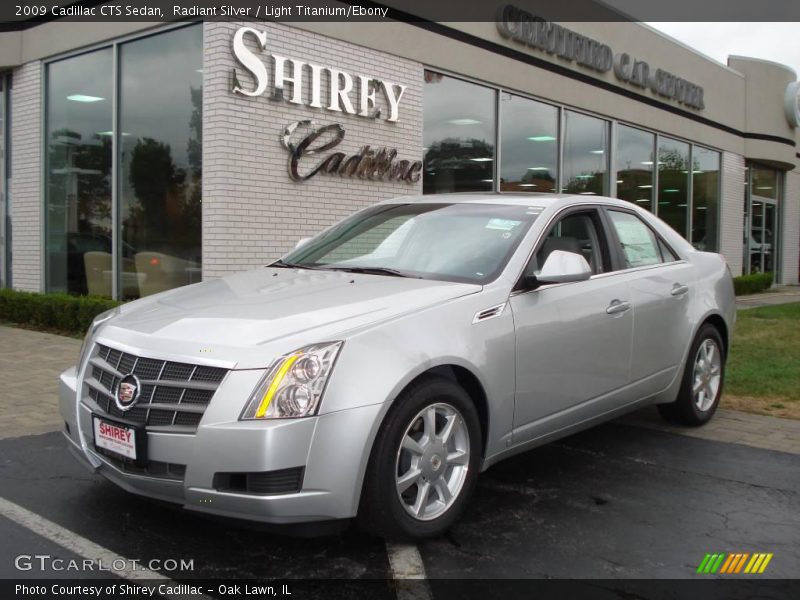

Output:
xmin=83 ymin=343 xmax=228 ymax=434
xmin=213 ymin=467 xmax=305 ymax=495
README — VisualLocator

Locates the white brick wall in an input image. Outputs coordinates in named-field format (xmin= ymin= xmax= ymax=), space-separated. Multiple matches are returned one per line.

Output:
xmin=719 ymin=152 xmax=745 ymax=276
xmin=9 ymin=62 xmax=42 ymax=292
xmin=780 ymin=170 xmax=799 ymax=285
xmin=202 ymin=22 xmax=423 ymax=279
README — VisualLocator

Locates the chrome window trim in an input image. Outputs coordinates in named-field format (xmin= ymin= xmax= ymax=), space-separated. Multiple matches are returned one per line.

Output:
xmin=509 ymin=259 xmax=689 ymax=298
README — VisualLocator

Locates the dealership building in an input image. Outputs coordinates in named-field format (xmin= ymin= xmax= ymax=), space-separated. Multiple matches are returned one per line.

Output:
xmin=0 ymin=10 xmax=798 ymax=299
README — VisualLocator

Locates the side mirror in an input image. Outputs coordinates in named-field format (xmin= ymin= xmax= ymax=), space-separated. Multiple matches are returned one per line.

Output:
xmin=524 ymin=250 xmax=592 ymax=289
xmin=295 ymin=237 xmax=312 ymax=250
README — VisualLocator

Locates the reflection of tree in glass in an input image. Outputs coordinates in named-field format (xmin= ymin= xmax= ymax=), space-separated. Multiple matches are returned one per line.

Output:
xmin=657 ymin=147 xmax=689 ymax=171
xmin=423 ymin=138 xmax=494 ymax=193
xmin=48 ymin=128 xmax=112 ymax=234
xmin=128 ymin=137 xmax=184 ymax=243
xmin=564 ymin=171 xmax=604 ymax=195
xmin=127 ymin=84 xmax=202 ymax=262
xmin=424 ymin=138 xmax=494 ymax=164
xmin=181 ymin=84 xmax=202 ymax=258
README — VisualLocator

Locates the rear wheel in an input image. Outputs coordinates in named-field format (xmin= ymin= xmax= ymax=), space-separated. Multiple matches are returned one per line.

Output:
xmin=658 ymin=324 xmax=725 ymax=426
xmin=358 ymin=376 xmax=481 ymax=539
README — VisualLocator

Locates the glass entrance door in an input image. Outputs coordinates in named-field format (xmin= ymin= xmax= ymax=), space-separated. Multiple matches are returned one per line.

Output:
xmin=749 ymin=199 xmax=776 ymax=276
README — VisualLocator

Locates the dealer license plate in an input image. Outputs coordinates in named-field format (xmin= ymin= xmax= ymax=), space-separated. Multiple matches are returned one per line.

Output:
xmin=93 ymin=416 xmax=139 ymax=461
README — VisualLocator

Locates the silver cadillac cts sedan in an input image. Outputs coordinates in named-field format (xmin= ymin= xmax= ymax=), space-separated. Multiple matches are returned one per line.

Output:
xmin=59 ymin=193 xmax=735 ymax=539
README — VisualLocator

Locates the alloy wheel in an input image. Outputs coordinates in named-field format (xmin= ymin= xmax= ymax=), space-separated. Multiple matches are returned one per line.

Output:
xmin=394 ymin=402 xmax=470 ymax=521
xmin=693 ymin=338 xmax=722 ymax=412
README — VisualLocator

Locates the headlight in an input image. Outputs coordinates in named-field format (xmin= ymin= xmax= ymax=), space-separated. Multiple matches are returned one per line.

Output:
xmin=77 ymin=307 xmax=120 ymax=369
xmin=240 ymin=341 xmax=343 ymax=420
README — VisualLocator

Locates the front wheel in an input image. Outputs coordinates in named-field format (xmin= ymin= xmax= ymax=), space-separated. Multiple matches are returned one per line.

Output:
xmin=358 ymin=376 xmax=481 ymax=539
xmin=658 ymin=324 xmax=725 ymax=426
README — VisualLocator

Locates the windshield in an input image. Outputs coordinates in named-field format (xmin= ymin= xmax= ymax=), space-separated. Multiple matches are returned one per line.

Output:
xmin=280 ymin=203 xmax=539 ymax=284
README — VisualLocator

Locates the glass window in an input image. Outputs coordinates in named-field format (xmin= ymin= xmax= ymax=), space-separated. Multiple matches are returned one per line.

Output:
xmin=656 ymin=137 xmax=690 ymax=237
xmin=691 ymin=147 xmax=720 ymax=251
xmin=0 ymin=75 xmax=7 ymax=287
xmin=45 ymin=49 xmax=113 ymax=296
xmin=562 ymin=111 xmax=608 ymax=195
xmin=283 ymin=203 xmax=538 ymax=285
xmin=608 ymin=210 xmax=662 ymax=268
xmin=118 ymin=25 xmax=203 ymax=299
xmin=615 ymin=125 xmax=654 ymax=210
xmin=499 ymin=93 xmax=558 ymax=193
xmin=751 ymin=165 xmax=778 ymax=199
xmin=423 ymin=72 xmax=496 ymax=194
xmin=534 ymin=212 xmax=606 ymax=274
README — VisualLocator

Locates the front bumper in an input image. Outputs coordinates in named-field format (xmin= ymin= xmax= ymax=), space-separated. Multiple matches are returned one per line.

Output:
xmin=59 ymin=367 xmax=382 ymax=524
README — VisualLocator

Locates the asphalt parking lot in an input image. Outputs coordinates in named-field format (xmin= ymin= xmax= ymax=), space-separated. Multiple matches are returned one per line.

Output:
xmin=0 ymin=419 xmax=797 ymax=594
xmin=1 ymin=325 xmax=798 ymax=598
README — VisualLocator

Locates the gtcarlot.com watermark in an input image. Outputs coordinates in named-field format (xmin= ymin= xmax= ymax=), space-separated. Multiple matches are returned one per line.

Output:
xmin=14 ymin=554 xmax=194 ymax=572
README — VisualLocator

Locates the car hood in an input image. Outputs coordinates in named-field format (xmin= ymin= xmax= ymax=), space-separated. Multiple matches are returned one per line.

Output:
xmin=103 ymin=267 xmax=480 ymax=366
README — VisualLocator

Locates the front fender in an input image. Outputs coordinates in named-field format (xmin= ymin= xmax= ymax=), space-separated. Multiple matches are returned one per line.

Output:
xmin=317 ymin=289 xmax=517 ymax=510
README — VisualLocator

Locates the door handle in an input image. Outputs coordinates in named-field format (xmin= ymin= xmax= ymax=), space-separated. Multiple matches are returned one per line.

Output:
xmin=671 ymin=283 xmax=689 ymax=297
xmin=606 ymin=300 xmax=631 ymax=315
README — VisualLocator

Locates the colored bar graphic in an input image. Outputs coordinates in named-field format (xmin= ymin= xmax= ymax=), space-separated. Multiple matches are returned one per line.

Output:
xmin=697 ymin=554 xmax=712 ymax=574
xmin=719 ymin=554 xmax=735 ymax=574
xmin=734 ymin=553 xmax=749 ymax=573
xmin=758 ymin=554 xmax=773 ymax=573
xmin=697 ymin=552 xmax=772 ymax=575
xmin=710 ymin=553 xmax=726 ymax=573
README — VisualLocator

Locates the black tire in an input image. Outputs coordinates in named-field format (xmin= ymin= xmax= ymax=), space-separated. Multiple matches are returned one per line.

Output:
xmin=658 ymin=323 xmax=725 ymax=426
xmin=357 ymin=375 xmax=482 ymax=540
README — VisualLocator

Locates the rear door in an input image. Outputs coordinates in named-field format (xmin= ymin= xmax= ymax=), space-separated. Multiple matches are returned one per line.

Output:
xmin=604 ymin=208 xmax=695 ymax=392
xmin=510 ymin=207 xmax=633 ymax=439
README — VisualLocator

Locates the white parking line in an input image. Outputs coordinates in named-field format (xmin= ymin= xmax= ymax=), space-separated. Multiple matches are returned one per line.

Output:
xmin=386 ymin=542 xmax=433 ymax=600
xmin=0 ymin=496 xmax=212 ymax=600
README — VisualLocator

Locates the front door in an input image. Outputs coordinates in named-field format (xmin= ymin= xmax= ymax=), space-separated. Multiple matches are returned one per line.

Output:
xmin=510 ymin=208 xmax=633 ymax=440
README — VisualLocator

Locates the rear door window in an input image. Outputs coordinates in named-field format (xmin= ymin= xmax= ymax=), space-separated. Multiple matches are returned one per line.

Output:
xmin=607 ymin=211 xmax=663 ymax=268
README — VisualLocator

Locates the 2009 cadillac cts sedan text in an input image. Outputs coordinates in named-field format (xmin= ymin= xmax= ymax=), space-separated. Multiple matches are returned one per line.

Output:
xmin=60 ymin=194 xmax=735 ymax=538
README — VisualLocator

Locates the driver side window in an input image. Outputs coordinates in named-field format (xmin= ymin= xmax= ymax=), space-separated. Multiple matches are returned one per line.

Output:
xmin=532 ymin=211 xmax=607 ymax=275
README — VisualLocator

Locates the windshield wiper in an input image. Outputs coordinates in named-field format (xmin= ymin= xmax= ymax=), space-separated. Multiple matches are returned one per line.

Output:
xmin=323 ymin=266 xmax=419 ymax=278
xmin=268 ymin=260 xmax=324 ymax=270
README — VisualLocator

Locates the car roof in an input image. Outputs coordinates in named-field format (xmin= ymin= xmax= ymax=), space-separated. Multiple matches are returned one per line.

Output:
xmin=379 ymin=192 xmax=635 ymax=210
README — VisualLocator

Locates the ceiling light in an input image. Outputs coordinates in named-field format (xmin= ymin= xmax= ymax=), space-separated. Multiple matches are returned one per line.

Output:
xmin=697 ymin=207 xmax=708 ymax=210
xmin=616 ymin=179 xmax=624 ymax=184
xmin=589 ymin=150 xmax=605 ymax=154
xmin=519 ymin=183 xmax=537 ymax=187
xmin=67 ymin=94 xmax=104 ymax=102
xmin=663 ymin=188 xmax=679 ymax=192
xmin=527 ymin=167 xmax=550 ymax=171
xmin=448 ymin=118 xmax=481 ymax=125
xmin=579 ymin=192 xmax=596 ymax=195
xmin=575 ymin=175 xmax=594 ymax=179
xmin=636 ymin=199 xmax=650 ymax=202
xmin=756 ymin=186 xmax=773 ymax=190
xmin=527 ymin=135 xmax=556 ymax=142
xmin=470 ymin=157 xmax=493 ymax=162
xmin=638 ymin=184 xmax=653 ymax=189
xmin=96 ymin=131 xmax=131 ymax=136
